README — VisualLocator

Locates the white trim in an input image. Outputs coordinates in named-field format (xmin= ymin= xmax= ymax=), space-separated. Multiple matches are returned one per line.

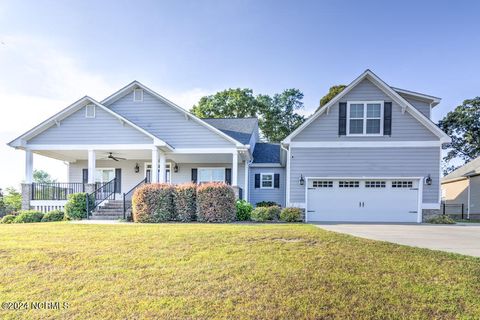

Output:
xmin=232 ymin=151 xmax=238 ymax=186
xmin=87 ymin=150 xmax=96 ymax=184
xmin=260 ymin=173 xmax=274 ymax=189
xmin=422 ymin=203 xmax=441 ymax=210
xmin=171 ymin=148 xmax=238 ymax=154
xmin=133 ymin=88 xmax=144 ymax=102
xmin=346 ymin=101 xmax=384 ymax=136
xmin=159 ymin=152 xmax=166 ymax=183
xmin=151 ymin=148 xmax=159 ymax=183
xmin=467 ymin=176 xmax=471 ymax=219
xmin=282 ymin=70 xmax=451 ymax=144
xmin=392 ymin=87 xmax=441 ymax=106
xmin=284 ymin=145 xmax=291 ymax=207
xmin=244 ymin=161 xmax=249 ymax=201
xmin=304 ymin=176 xmax=423 ymax=223
xmin=249 ymin=163 xmax=284 ymax=168
xmin=197 ymin=167 xmax=226 ymax=183
xmin=31 ymin=200 xmax=68 ymax=213
xmin=289 ymin=141 xmax=442 ymax=148
xmin=85 ymin=104 xmax=95 ymax=118
xmin=25 ymin=149 xmax=33 ymax=183
xmin=100 ymin=81 xmax=244 ymax=147
xmin=26 ymin=144 xmax=163 ymax=151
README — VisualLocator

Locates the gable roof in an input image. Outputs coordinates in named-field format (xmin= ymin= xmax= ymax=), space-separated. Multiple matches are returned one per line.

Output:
xmin=8 ymin=96 xmax=172 ymax=150
xmin=101 ymin=81 xmax=244 ymax=147
xmin=202 ymin=118 xmax=258 ymax=144
xmin=442 ymin=157 xmax=480 ymax=183
xmin=252 ymin=143 xmax=281 ymax=163
xmin=392 ymin=87 xmax=441 ymax=107
xmin=282 ymin=69 xmax=451 ymax=144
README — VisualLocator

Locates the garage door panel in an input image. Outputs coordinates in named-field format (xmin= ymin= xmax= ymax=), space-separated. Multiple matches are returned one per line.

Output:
xmin=307 ymin=179 xmax=419 ymax=222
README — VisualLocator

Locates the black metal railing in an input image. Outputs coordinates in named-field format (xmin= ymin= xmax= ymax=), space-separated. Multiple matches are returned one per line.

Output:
xmin=86 ymin=178 xmax=117 ymax=218
xmin=32 ymin=183 xmax=85 ymax=200
xmin=442 ymin=202 xmax=466 ymax=219
xmin=123 ymin=177 xmax=148 ymax=220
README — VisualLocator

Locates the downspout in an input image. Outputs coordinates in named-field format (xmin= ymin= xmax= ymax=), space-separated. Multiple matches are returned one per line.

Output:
xmin=281 ymin=144 xmax=290 ymax=207
xmin=467 ymin=176 xmax=471 ymax=220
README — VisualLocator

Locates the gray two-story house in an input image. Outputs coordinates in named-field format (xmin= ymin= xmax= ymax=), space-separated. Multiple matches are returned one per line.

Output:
xmin=8 ymin=70 xmax=449 ymax=222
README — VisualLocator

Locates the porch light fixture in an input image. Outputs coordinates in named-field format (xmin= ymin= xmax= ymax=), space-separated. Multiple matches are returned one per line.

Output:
xmin=425 ymin=174 xmax=432 ymax=186
xmin=134 ymin=163 xmax=140 ymax=173
xmin=174 ymin=164 xmax=179 ymax=173
xmin=299 ymin=174 xmax=305 ymax=186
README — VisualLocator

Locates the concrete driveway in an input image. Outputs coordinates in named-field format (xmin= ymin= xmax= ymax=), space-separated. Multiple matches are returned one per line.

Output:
xmin=314 ymin=223 xmax=480 ymax=257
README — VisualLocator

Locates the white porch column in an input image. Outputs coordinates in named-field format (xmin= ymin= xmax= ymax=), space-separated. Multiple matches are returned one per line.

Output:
xmin=244 ymin=160 xmax=249 ymax=201
xmin=159 ymin=152 xmax=166 ymax=183
xmin=232 ymin=151 xmax=238 ymax=186
xmin=87 ymin=150 xmax=96 ymax=184
xmin=25 ymin=149 xmax=33 ymax=183
xmin=151 ymin=147 xmax=159 ymax=183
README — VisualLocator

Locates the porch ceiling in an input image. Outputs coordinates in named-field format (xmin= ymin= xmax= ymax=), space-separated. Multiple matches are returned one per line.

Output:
xmin=34 ymin=150 xmax=241 ymax=164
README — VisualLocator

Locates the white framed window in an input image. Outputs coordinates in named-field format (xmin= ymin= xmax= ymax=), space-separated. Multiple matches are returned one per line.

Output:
xmin=133 ymin=88 xmax=144 ymax=102
xmin=339 ymin=181 xmax=360 ymax=188
xmin=145 ymin=163 xmax=171 ymax=183
xmin=347 ymin=101 xmax=383 ymax=136
xmin=392 ymin=181 xmax=413 ymax=188
xmin=260 ymin=173 xmax=274 ymax=189
xmin=95 ymin=168 xmax=115 ymax=183
xmin=365 ymin=181 xmax=386 ymax=188
xmin=198 ymin=168 xmax=225 ymax=184
xmin=312 ymin=180 xmax=333 ymax=188
xmin=85 ymin=104 xmax=95 ymax=118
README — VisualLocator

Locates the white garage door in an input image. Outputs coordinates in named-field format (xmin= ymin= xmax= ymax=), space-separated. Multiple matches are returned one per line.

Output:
xmin=306 ymin=179 xmax=420 ymax=222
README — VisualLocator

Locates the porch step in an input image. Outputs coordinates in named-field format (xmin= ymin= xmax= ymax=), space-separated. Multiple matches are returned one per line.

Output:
xmin=90 ymin=215 xmax=123 ymax=220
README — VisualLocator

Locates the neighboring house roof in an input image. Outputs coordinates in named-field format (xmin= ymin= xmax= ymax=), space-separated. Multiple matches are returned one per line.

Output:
xmin=8 ymin=96 xmax=173 ymax=150
xmin=202 ymin=118 xmax=258 ymax=145
xmin=442 ymin=157 xmax=480 ymax=183
xmin=101 ymin=81 xmax=244 ymax=147
xmin=282 ymin=69 xmax=451 ymax=144
xmin=252 ymin=143 xmax=281 ymax=163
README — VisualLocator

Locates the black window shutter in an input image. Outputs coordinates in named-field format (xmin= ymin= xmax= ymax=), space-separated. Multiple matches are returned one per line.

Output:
xmin=82 ymin=169 xmax=88 ymax=184
xmin=274 ymin=174 xmax=280 ymax=188
xmin=384 ymin=102 xmax=392 ymax=136
xmin=115 ymin=169 xmax=121 ymax=193
xmin=225 ymin=168 xmax=232 ymax=185
xmin=191 ymin=168 xmax=198 ymax=183
xmin=339 ymin=102 xmax=347 ymax=136
xmin=254 ymin=174 xmax=260 ymax=188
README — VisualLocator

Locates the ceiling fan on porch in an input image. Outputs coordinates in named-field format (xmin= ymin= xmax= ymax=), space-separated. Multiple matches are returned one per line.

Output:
xmin=101 ymin=152 xmax=127 ymax=162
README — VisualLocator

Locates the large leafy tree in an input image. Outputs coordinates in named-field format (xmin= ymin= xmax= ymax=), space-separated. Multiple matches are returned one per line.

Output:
xmin=191 ymin=88 xmax=305 ymax=142
xmin=438 ymin=97 xmax=480 ymax=173
xmin=258 ymin=89 xmax=306 ymax=142
xmin=191 ymin=88 xmax=259 ymax=118
xmin=33 ymin=169 xmax=56 ymax=183
xmin=318 ymin=85 xmax=346 ymax=111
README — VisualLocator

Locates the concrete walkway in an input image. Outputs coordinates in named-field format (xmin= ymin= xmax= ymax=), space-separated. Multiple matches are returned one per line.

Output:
xmin=314 ymin=223 xmax=480 ymax=257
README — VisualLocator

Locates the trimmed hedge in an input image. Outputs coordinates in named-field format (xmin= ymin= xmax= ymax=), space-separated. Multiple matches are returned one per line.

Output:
xmin=256 ymin=201 xmax=279 ymax=208
xmin=132 ymin=184 xmax=175 ymax=223
xmin=41 ymin=210 xmax=65 ymax=222
xmin=1 ymin=214 xmax=16 ymax=224
xmin=280 ymin=207 xmax=302 ymax=222
xmin=65 ymin=193 xmax=94 ymax=220
xmin=13 ymin=210 xmax=44 ymax=223
xmin=236 ymin=200 xmax=253 ymax=221
xmin=174 ymin=183 xmax=197 ymax=222
xmin=197 ymin=183 xmax=236 ymax=222
xmin=251 ymin=206 xmax=281 ymax=222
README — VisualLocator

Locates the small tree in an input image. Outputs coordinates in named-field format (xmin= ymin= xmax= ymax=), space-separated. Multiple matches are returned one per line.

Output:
xmin=33 ymin=169 xmax=56 ymax=183
xmin=4 ymin=187 xmax=21 ymax=214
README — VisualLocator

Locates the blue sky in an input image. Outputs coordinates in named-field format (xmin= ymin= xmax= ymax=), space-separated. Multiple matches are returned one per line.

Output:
xmin=0 ymin=0 xmax=479 ymax=188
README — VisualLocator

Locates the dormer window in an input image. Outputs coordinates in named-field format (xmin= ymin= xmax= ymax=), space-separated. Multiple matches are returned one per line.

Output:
xmin=85 ymin=104 xmax=95 ymax=118
xmin=133 ymin=88 xmax=143 ymax=102
xmin=347 ymin=101 xmax=383 ymax=135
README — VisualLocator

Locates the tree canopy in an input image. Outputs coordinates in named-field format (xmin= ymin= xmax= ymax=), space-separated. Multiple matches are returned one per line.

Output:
xmin=33 ymin=169 xmax=56 ymax=183
xmin=318 ymin=85 xmax=346 ymax=110
xmin=191 ymin=88 xmax=305 ymax=142
xmin=3 ymin=187 xmax=21 ymax=213
xmin=438 ymin=97 xmax=480 ymax=173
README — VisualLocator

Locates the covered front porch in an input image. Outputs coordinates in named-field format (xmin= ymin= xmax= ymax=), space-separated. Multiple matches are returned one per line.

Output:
xmin=22 ymin=145 xmax=249 ymax=216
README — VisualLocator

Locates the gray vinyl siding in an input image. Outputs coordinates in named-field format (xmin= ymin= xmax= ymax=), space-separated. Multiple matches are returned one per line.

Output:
xmin=107 ymin=90 xmax=235 ymax=148
xmin=289 ymin=147 xmax=440 ymax=204
xmin=249 ymin=167 xmax=286 ymax=207
xmin=470 ymin=176 xmax=480 ymax=214
xmin=293 ymin=79 xmax=438 ymax=142
xmin=28 ymin=106 xmax=153 ymax=144
xmin=69 ymin=160 xmax=246 ymax=193
xmin=398 ymin=94 xmax=431 ymax=118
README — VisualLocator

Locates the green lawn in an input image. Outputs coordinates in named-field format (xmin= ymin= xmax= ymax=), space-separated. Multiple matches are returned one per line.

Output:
xmin=0 ymin=223 xmax=479 ymax=319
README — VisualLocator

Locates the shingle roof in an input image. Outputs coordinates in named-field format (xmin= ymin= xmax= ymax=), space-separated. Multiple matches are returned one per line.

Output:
xmin=202 ymin=118 xmax=258 ymax=144
xmin=442 ymin=157 xmax=480 ymax=182
xmin=252 ymin=143 xmax=281 ymax=164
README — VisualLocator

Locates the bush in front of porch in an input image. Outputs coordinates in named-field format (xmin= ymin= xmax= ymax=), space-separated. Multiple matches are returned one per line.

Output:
xmin=65 ymin=193 xmax=94 ymax=220
xmin=132 ymin=184 xmax=176 ymax=223
xmin=196 ymin=183 xmax=236 ymax=223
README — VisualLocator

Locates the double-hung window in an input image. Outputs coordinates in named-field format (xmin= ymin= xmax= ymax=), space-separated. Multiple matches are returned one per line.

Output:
xmin=347 ymin=101 xmax=383 ymax=135
xmin=260 ymin=173 xmax=274 ymax=189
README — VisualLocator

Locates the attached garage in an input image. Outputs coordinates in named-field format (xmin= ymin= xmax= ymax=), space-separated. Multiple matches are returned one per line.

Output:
xmin=306 ymin=178 xmax=422 ymax=223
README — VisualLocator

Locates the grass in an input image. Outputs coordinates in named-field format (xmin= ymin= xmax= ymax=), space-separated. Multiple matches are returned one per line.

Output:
xmin=0 ymin=223 xmax=479 ymax=319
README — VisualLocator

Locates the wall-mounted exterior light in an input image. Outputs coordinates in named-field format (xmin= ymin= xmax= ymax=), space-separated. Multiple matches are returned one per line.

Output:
xmin=299 ymin=174 xmax=305 ymax=186
xmin=174 ymin=164 xmax=179 ymax=173
xmin=134 ymin=163 xmax=140 ymax=173
xmin=425 ymin=174 xmax=432 ymax=185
